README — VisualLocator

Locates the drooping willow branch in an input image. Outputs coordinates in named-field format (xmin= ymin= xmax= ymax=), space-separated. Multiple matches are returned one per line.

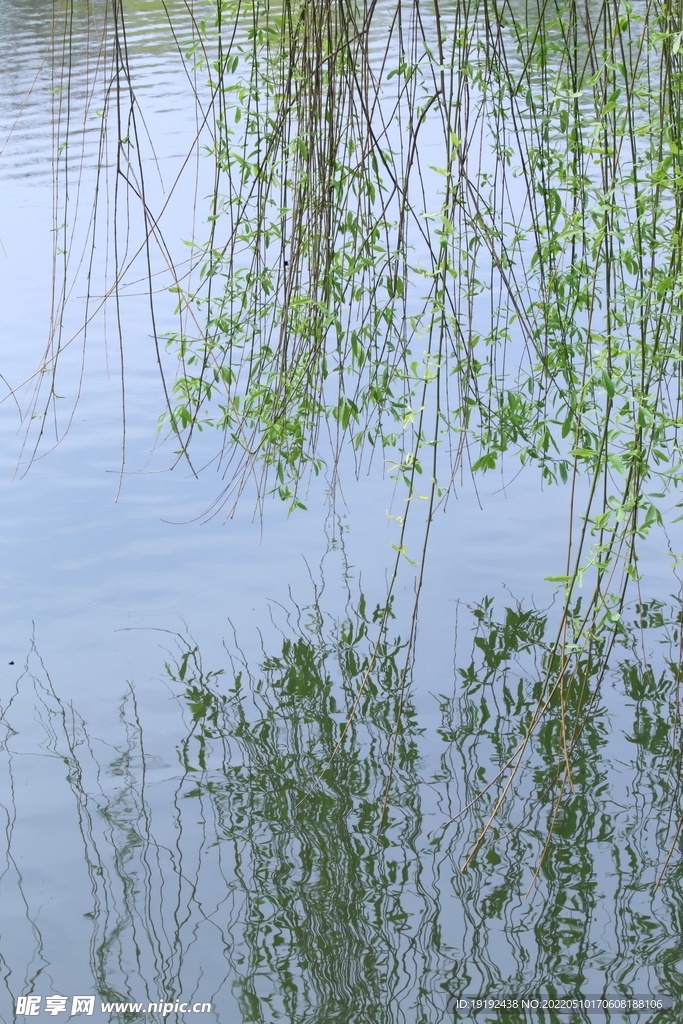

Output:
xmin=19 ymin=0 xmax=683 ymax=856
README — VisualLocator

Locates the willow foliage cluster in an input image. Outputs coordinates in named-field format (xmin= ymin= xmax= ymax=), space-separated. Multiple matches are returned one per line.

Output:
xmin=166 ymin=0 xmax=683 ymax=567
xmin=32 ymin=0 xmax=683 ymax=852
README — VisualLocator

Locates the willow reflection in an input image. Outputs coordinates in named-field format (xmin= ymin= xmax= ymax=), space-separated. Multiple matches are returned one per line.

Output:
xmin=0 ymin=592 xmax=681 ymax=1021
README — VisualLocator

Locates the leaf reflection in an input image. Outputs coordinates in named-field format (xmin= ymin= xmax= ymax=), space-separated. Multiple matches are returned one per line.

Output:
xmin=0 ymin=595 xmax=682 ymax=1021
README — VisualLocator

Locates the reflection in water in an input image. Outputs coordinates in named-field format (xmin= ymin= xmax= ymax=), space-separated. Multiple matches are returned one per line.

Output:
xmin=1 ymin=592 xmax=682 ymax=1021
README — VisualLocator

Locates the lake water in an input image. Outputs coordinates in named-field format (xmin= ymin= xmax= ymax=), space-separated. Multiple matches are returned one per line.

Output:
xmin=0 ymin=1 xmax=682 ymax=1022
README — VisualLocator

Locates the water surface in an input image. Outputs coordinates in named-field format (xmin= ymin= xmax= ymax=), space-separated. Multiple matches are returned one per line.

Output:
xmin=0 ymin=3 xmax=681 ymax=1022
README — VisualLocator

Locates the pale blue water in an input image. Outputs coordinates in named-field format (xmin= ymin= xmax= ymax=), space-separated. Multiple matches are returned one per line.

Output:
xmin=0 ymin=3 xmax=681 ymax=1023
